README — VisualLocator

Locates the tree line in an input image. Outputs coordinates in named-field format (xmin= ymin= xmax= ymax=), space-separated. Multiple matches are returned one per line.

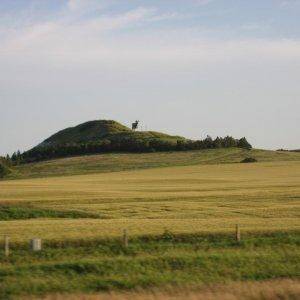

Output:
xmin=6 ymin=136 xmax=252 ymax=165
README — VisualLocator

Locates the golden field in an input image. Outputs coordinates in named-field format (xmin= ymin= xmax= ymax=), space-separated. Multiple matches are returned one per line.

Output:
xmin=0 ymin=160 xmax=299 ymax=243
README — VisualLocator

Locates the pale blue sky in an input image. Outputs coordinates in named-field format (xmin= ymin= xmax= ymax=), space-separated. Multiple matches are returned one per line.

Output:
xmin=1 ymin=0 xmax=300 ymax=155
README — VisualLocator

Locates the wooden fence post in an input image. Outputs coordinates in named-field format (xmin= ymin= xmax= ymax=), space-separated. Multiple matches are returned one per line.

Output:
xmin=236 ymin=224 xmax=241 ymax=242
xmin=4 ymin=236 xmax=10 ymax=257
xmin=123 ymin=229 xmax=128 ymax=248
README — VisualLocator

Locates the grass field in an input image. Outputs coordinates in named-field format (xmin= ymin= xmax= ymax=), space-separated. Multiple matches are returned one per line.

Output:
xmin=0 ymin=160 xmax=299 ymax=242
xmin=0 ymin=232 xmax=299 ymax=298
xmin=0 ymin=149 xmax=299 ymax=298
xmin=8 ymin=148 xmax=300 ymax=179
xmin=41 ymin=279 xmax=300 ymax=300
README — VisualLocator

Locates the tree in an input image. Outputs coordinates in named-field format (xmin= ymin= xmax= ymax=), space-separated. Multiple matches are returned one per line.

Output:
xmin=214 ymin=137 xmax=222 ymax=148
xmin=237 ymin=137 xmax=252 ymax=149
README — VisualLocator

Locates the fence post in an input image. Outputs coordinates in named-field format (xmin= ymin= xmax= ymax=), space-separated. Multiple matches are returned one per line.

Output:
xmin=30 ymin=238 xmax=42 ymax=251
xmin=236 ymin=224 xmax=241 ymax=242
xmin=4 ymin=236 xmax=10 ymax=257
xmin=123 ymin=229 xmax=128 ymax=248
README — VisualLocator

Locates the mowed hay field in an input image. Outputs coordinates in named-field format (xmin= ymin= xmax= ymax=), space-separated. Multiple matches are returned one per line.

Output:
xmin=0 ymin=159 xmax=299 ymax=242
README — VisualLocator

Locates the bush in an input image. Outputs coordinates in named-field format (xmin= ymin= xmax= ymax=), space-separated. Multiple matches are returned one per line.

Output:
xmin=241 ymin=157 xmax=257 ymax=163
xmin=0 ymin=162 xmax=11 ymax=178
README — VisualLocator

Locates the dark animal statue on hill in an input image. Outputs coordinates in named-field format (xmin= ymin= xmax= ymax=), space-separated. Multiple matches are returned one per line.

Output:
xmin=132 ymin=120 xmax=139 ymax=131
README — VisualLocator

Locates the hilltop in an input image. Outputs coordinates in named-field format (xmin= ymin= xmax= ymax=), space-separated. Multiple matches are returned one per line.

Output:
xmin=39 ymin=120 xmax=132 ymax=146
xmin=20 ymin=119 xmax=187 ymax=162
xmin=11 ymin=119 xmax=252 ymax=164
xmin=38 ymin=120 xmax=184 ymax=147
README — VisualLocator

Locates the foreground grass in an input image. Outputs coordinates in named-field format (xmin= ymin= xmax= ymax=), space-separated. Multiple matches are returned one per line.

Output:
xmin=41 ymin=279 xmax=300 ymax=300
xmin=7 ymin=148 xmax=300 ymax=180
xmin=0 ymin=232 xmax=299 ymax=299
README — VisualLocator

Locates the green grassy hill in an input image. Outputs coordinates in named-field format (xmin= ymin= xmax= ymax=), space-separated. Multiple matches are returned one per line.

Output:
xmin=37 ymin=120 xmax=185 ymax=148
xmin=7 ymin=147 xmax=300 ymax=180
xmin=16 ymin=119 xmax=254 ymax=165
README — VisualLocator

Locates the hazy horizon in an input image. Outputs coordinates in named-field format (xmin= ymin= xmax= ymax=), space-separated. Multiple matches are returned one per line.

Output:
xmin=1 ymin=0 xmax=300 ymax=155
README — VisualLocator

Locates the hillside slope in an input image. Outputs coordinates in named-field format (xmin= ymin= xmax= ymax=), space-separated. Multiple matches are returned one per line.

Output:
xmin=8 ymin=148 xmax=300 ymax=179
xmin=37 ymin=120 xmax=185 ymax=148
xmin=15 ymin=119 xmax=252 ymax=164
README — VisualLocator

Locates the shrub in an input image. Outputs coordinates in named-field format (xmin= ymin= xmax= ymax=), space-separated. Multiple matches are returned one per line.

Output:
xmin=0 ymin=162 xmax=11 ymax=178
xmin=241 ymin=157 xmax=257 ymax=163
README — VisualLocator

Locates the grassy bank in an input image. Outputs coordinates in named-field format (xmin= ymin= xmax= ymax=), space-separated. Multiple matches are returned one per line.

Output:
xmin=40 ymin=279 xmax=300 ymax=300
xmin=0 ymin=231 xmax=299 ymax=298
xmin=7 ymin=148 xmax=300 ymax=180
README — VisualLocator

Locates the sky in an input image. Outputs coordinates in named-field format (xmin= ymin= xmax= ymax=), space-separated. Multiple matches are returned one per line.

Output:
xmin=0 ymin=0 xmax=300 ymax=155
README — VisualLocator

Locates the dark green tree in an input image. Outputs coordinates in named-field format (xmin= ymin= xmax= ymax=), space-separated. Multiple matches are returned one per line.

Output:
xmin=237 ymin=137 xmax=252 ymax=149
